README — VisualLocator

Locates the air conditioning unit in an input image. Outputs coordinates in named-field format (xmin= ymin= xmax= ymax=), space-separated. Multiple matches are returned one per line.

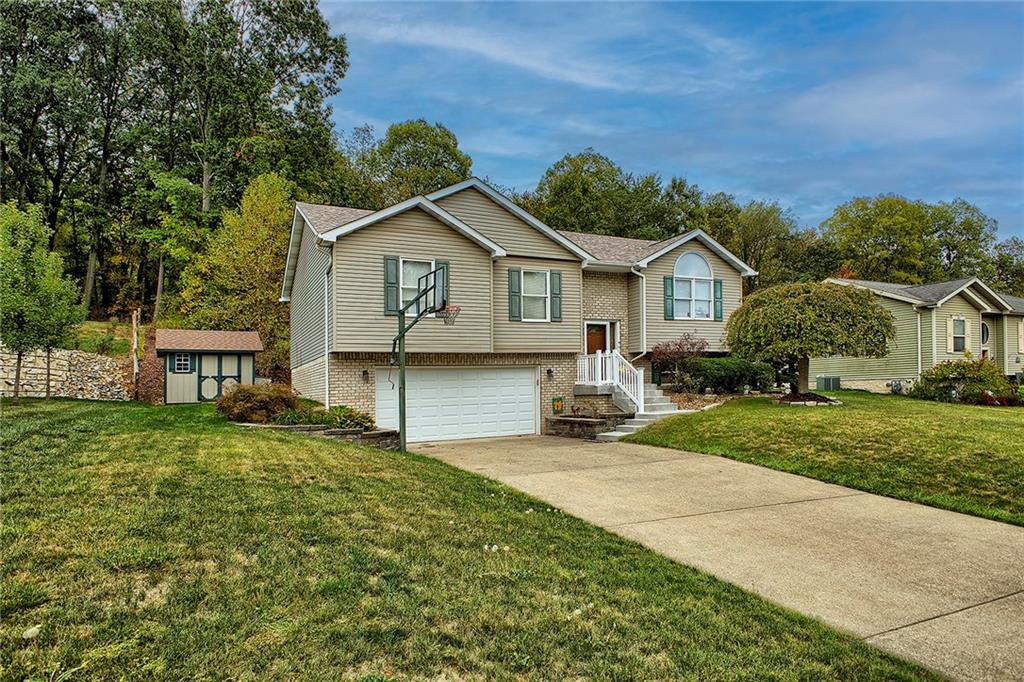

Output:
xmin=816 ymin=376 xmax=841 ymax=391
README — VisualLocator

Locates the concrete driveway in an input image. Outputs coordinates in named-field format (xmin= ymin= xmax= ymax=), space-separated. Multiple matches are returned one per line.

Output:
xmin=416 ymin=436 xmax=1024 ymax=681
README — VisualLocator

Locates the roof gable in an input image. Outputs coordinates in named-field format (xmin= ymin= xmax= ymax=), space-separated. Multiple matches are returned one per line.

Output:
xmin=827 ymin=277 xmax=1013 ymax=312
xmin=635 ymin=229 xmax=757 ymax=276
xmin=427 ymin=178 xmax=592 ymax=262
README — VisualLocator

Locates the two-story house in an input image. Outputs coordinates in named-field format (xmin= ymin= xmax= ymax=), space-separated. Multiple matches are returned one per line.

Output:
xmin=280 ymin=178 xmax=756 ymax=442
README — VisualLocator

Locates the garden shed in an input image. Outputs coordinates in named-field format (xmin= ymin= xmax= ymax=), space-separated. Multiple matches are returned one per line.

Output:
xmin=156 ymin=329 xmax=263 ymax=404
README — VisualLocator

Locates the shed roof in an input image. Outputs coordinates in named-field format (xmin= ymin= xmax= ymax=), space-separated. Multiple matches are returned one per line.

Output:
xmin=155 ymin=329 xmax=263 ymax=353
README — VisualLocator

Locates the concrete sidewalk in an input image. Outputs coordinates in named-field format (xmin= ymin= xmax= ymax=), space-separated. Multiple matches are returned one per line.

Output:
xmin=417 ymin=436 xmax=1024 ymax=681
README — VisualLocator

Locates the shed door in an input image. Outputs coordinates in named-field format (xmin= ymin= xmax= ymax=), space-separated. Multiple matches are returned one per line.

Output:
xmin=375 ymin=366 xmax=538 ymax=442
xmin=199 ymin=354 xmax=220 ymax=401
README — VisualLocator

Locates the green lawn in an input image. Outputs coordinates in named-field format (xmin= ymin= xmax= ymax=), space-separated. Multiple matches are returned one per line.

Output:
xmin=627 ymin=390 xmax=1024 ymax=526
xmin=0 ymin=400 xmax=930 ymax=680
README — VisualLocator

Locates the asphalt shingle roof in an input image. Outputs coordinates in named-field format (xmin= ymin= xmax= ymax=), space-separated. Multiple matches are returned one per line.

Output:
xmin=156 ymin=329 xmax=264 ymax=353
xmin=556 ymin=231 xmax=658 ymax=263
xmin=296 ymin=202 xmax=374 ymax=235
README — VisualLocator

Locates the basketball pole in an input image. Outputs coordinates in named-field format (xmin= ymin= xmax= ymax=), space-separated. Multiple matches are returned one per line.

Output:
xmin=391 ymin=266 xmax=449 ymax=453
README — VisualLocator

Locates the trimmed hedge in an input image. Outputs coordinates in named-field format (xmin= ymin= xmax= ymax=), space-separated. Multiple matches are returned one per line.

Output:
xmin=215 ymin=384 xmax=299 ymax=423
xmin=672 ymin=357 xmax=775 ymax=393
xmin=910 ymin=359 xmax=1019 ymax=405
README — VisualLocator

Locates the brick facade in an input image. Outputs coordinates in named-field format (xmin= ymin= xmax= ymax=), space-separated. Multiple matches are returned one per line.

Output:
xmin=325 ymin=352 xmax=578 ymax=434
xmin=581 ymin=271 xmax=630 ymax=351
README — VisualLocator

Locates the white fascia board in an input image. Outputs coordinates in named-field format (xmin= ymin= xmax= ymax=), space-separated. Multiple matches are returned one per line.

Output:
xmin=279 ymin=207 xmax=308 ymax=302
xmin=636 ymin=229 xmax=757 ymax=276
xmin=935 ymin=278 xmax=1011 ymax=311
xmin=824 ymin=278 xmax=926 ymax=305
xmin=427 ymin=177 xmax=594 ymax=263
xmin=318 ymin=196 xmax=507 ymax=257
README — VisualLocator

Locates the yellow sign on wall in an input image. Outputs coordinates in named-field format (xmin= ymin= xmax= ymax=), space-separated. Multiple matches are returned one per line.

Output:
xmin=552 ymin=396 xmax=565 ymax=414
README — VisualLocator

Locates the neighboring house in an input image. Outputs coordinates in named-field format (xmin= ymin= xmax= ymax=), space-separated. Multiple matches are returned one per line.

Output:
xmin=156 ymin=329 xmax=263 ymax=404
xmin=809 ymin=278 xmax=1024 ymax=392
xmin=280 ymin=177 xmax=755 ymax=442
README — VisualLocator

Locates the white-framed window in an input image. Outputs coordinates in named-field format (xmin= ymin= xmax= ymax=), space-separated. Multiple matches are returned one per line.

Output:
xmin=953 ymin=318 xmax=966 ymax=353
xmin=521 ymin=269 xmax=550 ymax=322
xmin=174 ymin=352 xmax=190 ymax=373
xmin=400 ymin=258 xmax=434 ymax=315
xmin=981 ymin=321 xmax=990 ymax=346
xmin=673 ymin=252 xmax=713 ymax=320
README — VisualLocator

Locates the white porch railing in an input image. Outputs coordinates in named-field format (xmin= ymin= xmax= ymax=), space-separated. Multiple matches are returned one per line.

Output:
xmin=576 ymin=350 xmax=645 ymax=413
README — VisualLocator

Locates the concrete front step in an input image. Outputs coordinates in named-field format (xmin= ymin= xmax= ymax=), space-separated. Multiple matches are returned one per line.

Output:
xmin=595 ymin=431 xmax=630 ymax=442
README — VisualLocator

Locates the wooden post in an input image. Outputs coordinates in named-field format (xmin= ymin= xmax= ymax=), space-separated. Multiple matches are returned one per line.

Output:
xmin=131 ymin=309 xmax=140 ymax=399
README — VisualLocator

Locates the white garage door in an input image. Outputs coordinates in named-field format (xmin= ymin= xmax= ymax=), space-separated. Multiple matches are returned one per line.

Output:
xmin=375 ymin=366 xmax=538 ymax=442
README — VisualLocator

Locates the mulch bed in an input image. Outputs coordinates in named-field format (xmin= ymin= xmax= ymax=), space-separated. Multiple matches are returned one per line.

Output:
xmin=776 ymin=392 xmax=835 ymax=404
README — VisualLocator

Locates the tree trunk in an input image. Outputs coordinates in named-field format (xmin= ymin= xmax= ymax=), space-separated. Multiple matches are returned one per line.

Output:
xmin=83 ymin=243 xmax=98 ymax=310
xmin=153 ymin=254 xmax=165 ymax=321
xmin=45 ymin=348 xmax=51 ymax=399
xmin=797 ymin=356 xmax=810 ymax=395
xmin=201 ymin=159 xmax=211 ymax=213
xmin=13 ymin=351 xmax=23 ymax=404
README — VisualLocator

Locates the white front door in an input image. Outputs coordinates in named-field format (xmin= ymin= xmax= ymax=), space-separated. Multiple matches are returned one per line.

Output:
xmin=375 ymin=366 xmax=539 ymax=442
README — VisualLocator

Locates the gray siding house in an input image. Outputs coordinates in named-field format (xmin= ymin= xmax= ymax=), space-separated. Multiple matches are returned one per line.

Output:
xmin=280 ymin=177 xmax=756 ymax=442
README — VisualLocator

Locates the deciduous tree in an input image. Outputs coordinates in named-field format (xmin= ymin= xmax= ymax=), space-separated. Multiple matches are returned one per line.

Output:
xmin=726 ymin=282 xmax=895 ymax=394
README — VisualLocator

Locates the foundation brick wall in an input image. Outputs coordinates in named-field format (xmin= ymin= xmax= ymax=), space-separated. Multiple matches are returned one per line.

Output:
xmin=325 ymin=352 xmax=578 ymax=433
xmin=582 ymin=272 xmax=629 ymax=349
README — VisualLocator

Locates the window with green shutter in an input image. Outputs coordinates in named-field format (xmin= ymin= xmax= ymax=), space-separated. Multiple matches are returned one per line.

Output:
xmin=663 ymin=276 xmax=674 ymax=319
xmin=713 ymin=279 xmax=723 ymax=321
xmin=383 ymin=256 xmax=399 ymax=315
xmin=550 ymin=271 xmax=562 ymax=322
xmin=508 ymin=268 xmax=522 ymax=321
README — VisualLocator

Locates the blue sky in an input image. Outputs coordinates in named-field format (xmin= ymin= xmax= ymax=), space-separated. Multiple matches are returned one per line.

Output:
xmin=321 ymin=2 xmax=1024 ymax=238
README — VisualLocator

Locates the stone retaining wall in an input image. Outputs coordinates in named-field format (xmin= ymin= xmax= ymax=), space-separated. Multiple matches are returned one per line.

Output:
xmin=0 ymin=346 xmax=133 ymax=400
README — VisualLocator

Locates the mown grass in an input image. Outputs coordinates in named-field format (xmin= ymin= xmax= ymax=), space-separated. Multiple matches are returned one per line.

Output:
xmin=0 ymin=399 xmax=932 ymax=680
xmin=627 ymin=390 xmax=1024 ymax=526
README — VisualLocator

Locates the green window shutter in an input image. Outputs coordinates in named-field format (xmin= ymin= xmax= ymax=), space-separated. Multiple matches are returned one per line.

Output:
xmin=508 ymin=268 xmax=522 ymax=321
xmin=384 ymin=256 xmax=399 ymax=315
xmin=663 ymin=276 xmax=674 ymax=320
xmin=713 ymin=279 xmax=724 ymax=321
xmin=435 ymin=260 xmax=450 ymax=309
xmin=189 ymin=354 xmax=195 ymax=373
xmin=550 ymin=271 xmax=562 ymax=322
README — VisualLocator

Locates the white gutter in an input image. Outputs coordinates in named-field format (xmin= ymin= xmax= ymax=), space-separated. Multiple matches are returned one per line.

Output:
xmin=630 ymin=266 xmax=647 ymax=363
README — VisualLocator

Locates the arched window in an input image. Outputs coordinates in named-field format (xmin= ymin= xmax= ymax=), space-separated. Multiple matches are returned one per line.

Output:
xmin=673 ymin=252 xmax=713 ymax=319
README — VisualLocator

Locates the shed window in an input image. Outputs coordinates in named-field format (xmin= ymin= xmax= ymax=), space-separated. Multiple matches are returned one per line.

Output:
xmin=174 ymin=353 xmax=191 ymax=373
xmin=673 ymin=252 xmax=713 ymax=320
xmin=953 ymin=319 xmax=966 ymax=353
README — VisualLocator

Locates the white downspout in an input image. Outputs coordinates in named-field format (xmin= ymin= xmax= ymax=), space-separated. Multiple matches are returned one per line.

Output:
xmin=324 ymin=263 xmax=331 ymax=409
xmin=916 ymin=308 xmax=922 ymax=378
xmin=629 ymin=266 xmax=647 ymax=363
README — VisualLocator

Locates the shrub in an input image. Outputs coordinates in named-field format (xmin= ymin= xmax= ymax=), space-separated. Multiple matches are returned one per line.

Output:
xmin=271 ymin=404 xmax=375 ymax=431
xmin=684 ymin=357 xmax=776 ymax=393
xmin=215 ymin=383 xmax=299 ymax=423
xmin=910 ymin=359 xmax=1015 ymax=405
xmin=652 ymin=334 xmax=708 ymax=380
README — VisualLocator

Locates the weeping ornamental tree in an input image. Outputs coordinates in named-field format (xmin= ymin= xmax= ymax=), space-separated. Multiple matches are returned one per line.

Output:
xmin=726 ymin=283 xmax=895 ymax=394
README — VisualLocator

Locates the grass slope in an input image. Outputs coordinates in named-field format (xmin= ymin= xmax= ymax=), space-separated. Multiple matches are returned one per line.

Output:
xmin=627 ymin=390 xmax=1024 ymax=526
xmin=0 ymin=400 xmax=930 ymax=680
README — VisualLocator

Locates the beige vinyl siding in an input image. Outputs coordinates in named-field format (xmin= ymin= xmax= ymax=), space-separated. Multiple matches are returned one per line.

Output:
xmin=291 ymin=355 xmax=326 ymax=403
xmin=290 ymin=223 xmax=331 ymax=368
xmin=627 ymin=273 xmax=643 ymax=353
xmin=934 ymin=293 xmax=983 ymax=363
xmin=809 ymin=297 xmax=921 ymax=380
xmin=333 ymin=207 xmax=493 ymax=353
xmin=165 ymin=354 xmax=196 ymax=404
xmin=435 ymin=187 xmax=577 ymax=260
xmin=1004 ymin=315 xmax=1024 ymax=376
xmin=493 ymin=257 xmax=582 ymax=352
xmin=982 ymin=315 xmax=1002 ymax=366
xmin=643 ymin=241 xmax=742 ymax=352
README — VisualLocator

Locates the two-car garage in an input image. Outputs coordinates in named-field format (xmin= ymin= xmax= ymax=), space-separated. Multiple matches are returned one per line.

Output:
xmin=375 ymin=366 xmax=539 ymax=442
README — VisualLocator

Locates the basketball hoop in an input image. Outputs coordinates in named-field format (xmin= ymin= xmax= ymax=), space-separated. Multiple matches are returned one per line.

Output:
xmin=438 ymin=304 xmax=461 ymax=326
